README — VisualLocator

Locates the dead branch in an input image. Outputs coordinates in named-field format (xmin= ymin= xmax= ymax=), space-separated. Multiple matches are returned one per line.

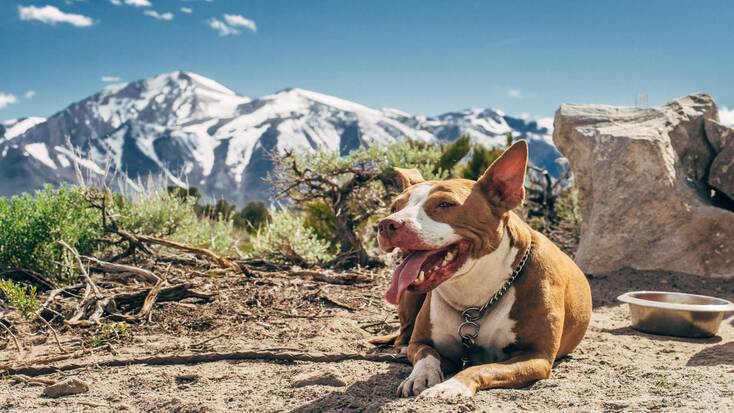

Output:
xmin=289 ymin=270 xmax=372 ymax=285
xmin=107 ymin=282 xmax=213 ymax=322
xmin=135 ymin=235 xmax=239 ymax=271
xmin=36 ymin=315 xmax=65 ymax=354
xmin=2 ymin=349 xmax=410 ymax=377
xmin=84 ymin=256 xmax=160 ymax=284
xmin=56 ymin=241 xmax=102 ymax=298
xmin=0 ymin=319 xmax=22 ymax=353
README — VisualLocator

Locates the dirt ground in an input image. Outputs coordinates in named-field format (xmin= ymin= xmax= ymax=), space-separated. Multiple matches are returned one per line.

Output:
xmin=1 ymin=262 xmax=733 ymax=412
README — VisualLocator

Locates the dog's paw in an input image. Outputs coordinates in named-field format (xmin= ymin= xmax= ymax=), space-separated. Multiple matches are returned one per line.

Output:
xmin=397 ymin=356 xmax=444 ymax=397
xmin=419 ymin=378 xmax=474 ymax=399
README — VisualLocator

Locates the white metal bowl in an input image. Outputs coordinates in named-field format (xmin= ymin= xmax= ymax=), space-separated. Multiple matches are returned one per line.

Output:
xmin=617 ymin=291 xmax=734 ymax=338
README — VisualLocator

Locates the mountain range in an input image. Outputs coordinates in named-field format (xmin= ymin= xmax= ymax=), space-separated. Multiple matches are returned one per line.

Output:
xmin=0 ymin=71 xmax=560 ymax=205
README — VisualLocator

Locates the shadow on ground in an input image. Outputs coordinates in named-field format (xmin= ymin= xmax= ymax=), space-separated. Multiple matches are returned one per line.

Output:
xmin=687 ymin=341 xmax=734 ymax=366
xmin=586 ymin=269 xmax=733 ymax=309
xmin=601 ymin=326 xmax=724 ymax=344
xmin=290 ymin=365 xmax=406 ymax=413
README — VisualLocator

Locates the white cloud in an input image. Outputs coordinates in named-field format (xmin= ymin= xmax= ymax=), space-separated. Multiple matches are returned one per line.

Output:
xmin=24 ymin=90 xmax=36 ymax=99
xmin=719 ymin=107 xmax=734 ymax=127
xmin=101 ymin=75 xmax=122 ymax=82
xmin=0 ymin=93 xmax=18 ymax=109
xmin=207 ymin=18 xmax=239 ymax=36
xmin=180 ymin=7 xmax=192 ymax=14
xmin=223 ymin=14 xmax=256 ymax=32
xmin=207 ymin=14 xmax=257 ymax=36
xmin=144 ymin=10 xmax=174 ymax=21
xmin=18 ymin=5 xmax=94 ymax=27
xmin=110 ymin=0 xmax=151 ymax=6
xmin=507 ymin=89 xmax=522 ymax=98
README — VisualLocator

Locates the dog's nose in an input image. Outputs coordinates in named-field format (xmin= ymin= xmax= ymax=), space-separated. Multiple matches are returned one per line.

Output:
xmin=378 ymin=218 xmax=403 ymax=238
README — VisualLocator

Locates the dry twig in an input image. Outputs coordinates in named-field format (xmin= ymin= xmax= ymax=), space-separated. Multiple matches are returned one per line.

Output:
xmin=2 ymin=349 xmax=410 ymax=377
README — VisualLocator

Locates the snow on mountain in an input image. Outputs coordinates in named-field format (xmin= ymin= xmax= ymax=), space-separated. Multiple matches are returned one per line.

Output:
xmin=0 ymin=71 xmax=561 ymax=205
xmin=0 ymin=117 xmax=46 ymax=143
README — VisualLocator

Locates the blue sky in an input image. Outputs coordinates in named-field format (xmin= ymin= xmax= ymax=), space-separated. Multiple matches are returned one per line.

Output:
xmin=1 ymin=0 xmax=733 ymax=121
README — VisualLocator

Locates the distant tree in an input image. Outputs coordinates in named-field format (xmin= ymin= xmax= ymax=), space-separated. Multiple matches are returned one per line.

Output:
xmin=235 ymin=201 xmax=271 ymax=232
xmin=167 ymin=186 xmax=201 ymax=203
xmin=437 ymin=135 xmax=471 ymax=175
xmin=461 ymin=133 xmax=513 ymax=180
xmin=199 ymin=198 xmax=237 ymax=221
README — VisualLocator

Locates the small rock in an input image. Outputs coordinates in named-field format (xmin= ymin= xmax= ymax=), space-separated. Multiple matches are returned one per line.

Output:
xmin=42 ymin=378 xmax=90 ymax=398
xmin=175 ymin=374 xmax=200 ymax=385
xmin=292 ymin=371 xmax=346 ymax=388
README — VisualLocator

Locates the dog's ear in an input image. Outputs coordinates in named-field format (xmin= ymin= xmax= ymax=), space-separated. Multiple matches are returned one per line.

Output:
xmin=476 ymin=140 xmax=528 ymax=210
xmin=393 ymin=167 xmax=425 ymax=190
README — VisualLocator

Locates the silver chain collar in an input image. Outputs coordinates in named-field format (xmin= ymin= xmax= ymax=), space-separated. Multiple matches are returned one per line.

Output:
xmin=458 ymin=242 xmax=533 ymax=369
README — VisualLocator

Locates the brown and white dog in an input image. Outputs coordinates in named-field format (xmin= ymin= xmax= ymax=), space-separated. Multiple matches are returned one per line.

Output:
xmin=376 ymin=140 xmax=591 ymax=398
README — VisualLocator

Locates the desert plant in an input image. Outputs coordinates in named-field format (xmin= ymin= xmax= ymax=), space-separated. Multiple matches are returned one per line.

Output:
xmin=117 ymin=183 xmax=237 ymax=256
xmin=89 ymin=321 xmax=131 ymax=347
xmin=249 ymin=210 xmax=334 ymax=265
xmin=0 ymin=185 xmax=102 ymax=285
xmin=0 ymin=279 xmax=39 ymax=320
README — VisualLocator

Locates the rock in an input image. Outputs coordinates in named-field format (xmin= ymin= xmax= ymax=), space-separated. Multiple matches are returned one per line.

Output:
xmin=704 ymin=118 xmax=733 ymax=152
xmin=553 ymin=93 xmax=734 ymax=277
xmin=292 ymin=371 xmax=347 ymax=388
xmin=42 ymin=378 xmax=90 ymax=398
xmin=708 ymin=139 xmax=734 ymax=201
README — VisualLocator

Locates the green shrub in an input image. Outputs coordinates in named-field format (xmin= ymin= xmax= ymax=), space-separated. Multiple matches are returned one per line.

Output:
xmin=302 ymin=200 xmax=337 ymax=244
xmin=0 ymin=185 xmax=102 ymax=285
xmin=0 ymin=279 xmax=39 ymax=320
xmin=437 ymin=135 xmax=471 ymax=175
xmin=234 ymin=201 xmax=271 ymax=232
xmin=556 ymin=188 xmax=582 ymax=226
xmin=460 ymin=134 xmax=512 ymax=180
xmin=89 ymin=321 xmax=131 ymax=347
xmin=117 ymin=184 xmax=237 ymax=256
xmin=249 ymin=210 xmax=334 ymax=264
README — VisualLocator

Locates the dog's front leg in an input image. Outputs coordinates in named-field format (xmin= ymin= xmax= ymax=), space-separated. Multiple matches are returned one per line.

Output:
xmin=397 ymin=343 xmax=445 ymax=397
xmin=420 ymin=352 xmax=552 ymax=398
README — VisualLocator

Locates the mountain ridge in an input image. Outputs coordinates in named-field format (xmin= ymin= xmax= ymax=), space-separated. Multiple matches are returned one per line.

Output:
xmin=0 ymin=71 xmax=560 ymax=205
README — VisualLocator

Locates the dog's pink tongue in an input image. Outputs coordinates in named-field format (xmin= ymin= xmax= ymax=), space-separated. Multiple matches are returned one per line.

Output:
xmin=385 ymin=251 xmax=431 ymax=305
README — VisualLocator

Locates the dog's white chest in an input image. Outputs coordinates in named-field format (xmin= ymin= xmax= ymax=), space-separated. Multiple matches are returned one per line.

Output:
xmin=429 ymin=286 xmax=518 ymax=365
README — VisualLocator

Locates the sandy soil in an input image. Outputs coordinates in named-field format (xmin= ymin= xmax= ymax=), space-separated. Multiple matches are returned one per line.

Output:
xmin=1 ymin=265 xmax=733 ymax=412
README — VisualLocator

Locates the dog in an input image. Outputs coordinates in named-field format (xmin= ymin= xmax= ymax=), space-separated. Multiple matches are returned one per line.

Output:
xmin=375 ymin=140 xmax=592 ymax=398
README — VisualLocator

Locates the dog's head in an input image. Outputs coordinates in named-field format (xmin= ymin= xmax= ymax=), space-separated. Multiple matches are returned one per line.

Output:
xmin=378 ymin=140 xmax=528 ymax=304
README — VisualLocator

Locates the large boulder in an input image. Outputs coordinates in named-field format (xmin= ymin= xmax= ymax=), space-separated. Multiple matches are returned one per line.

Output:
xmin=553 ymin=93 xmax=734 ymax=277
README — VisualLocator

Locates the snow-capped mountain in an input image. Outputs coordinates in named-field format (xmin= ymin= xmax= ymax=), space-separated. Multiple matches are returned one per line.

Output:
xmin=0 ymin=71 xmax=560 ymax=205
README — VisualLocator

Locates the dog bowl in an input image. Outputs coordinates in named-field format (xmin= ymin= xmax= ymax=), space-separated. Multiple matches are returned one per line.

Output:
xmin=617 ymin=291 xmax=734 ymax=338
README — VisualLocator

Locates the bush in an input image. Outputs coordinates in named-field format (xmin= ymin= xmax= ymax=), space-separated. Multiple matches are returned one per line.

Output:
xmin=302 ymin=200 xmax=337 ymax=244
xmin=117 ymin=184 xmax=237 ymax=256
xmin=249 ymin=210 xmax=335 ymax=265
xmin=460 ymin=134 xmax=512 ymax=180
xmin=235 ymin=201 xmax=271 ymax=232
xmin=0 ymin=279 xmax=39 ymax=320
xmin=0 ymin=185 xmax=102 ymax=285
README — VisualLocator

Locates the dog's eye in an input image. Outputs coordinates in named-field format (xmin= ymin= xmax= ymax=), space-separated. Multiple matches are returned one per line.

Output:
xmin=390 ymin=205 xmax=397 ymax=213
xmin=438 ymin=201 xmax=455 ymax=208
